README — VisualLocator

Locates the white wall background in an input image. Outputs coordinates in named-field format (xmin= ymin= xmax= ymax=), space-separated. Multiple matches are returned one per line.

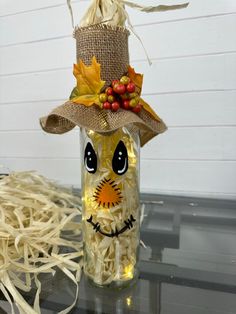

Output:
xmin=0 ymin=0 xmax=236 ymax=199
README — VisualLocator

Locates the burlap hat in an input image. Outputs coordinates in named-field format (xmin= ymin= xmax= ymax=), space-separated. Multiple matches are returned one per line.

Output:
xmin=40 ymin=24 xmax=167 ymax=146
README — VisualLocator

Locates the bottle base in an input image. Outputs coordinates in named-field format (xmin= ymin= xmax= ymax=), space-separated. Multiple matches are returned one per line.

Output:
xmin=84 ymin=270 xmax=139 ymax=290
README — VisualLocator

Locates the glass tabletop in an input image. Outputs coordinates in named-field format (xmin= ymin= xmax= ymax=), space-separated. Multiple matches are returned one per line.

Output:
xmin=1 ymin=194 xmax=236 ymax=314
xmin=141 ymin=194 xmax=236 ymax=279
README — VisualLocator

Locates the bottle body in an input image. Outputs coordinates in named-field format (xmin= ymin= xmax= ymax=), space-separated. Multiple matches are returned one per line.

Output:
xmin=81 ymin=126 xmax=140 ymax=288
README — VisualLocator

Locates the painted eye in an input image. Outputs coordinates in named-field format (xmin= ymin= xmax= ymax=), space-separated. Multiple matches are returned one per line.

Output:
xmin=84 ymin=142 xmax=97 ymax=174
xmin=112 ymin=141 xmax=128 ymax=175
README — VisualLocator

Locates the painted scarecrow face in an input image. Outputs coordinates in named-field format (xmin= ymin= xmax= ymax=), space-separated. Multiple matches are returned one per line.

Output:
xmin=81 ymin=127 xmax=140 ymax=237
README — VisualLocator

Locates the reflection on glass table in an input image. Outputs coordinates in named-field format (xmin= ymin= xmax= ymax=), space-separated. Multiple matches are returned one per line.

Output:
xmin=141 ymin=194 xmax=236 ymax=278
xmin=0 ymin=194 xmax=236 ymax=314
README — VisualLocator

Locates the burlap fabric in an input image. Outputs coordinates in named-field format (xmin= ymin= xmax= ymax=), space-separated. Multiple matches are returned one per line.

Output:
xmin=40 ymin=24 xmax=167 ymax=146
xmin=75 ymin=24 xmax=129 ymax=89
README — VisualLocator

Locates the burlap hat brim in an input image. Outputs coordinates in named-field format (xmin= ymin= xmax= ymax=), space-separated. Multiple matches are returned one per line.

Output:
xmin=40 ymin=24 xmax=167 ymax=146
xmin=40 ymin=101 xmax=167 ymax=147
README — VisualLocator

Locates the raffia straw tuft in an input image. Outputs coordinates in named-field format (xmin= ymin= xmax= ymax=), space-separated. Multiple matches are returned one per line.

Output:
xmin=0 ymin=171 xmax=82 ymax=314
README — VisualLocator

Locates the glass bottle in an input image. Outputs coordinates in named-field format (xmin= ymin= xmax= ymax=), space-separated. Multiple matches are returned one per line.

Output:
xmin=81 ymin=126 xmax=140 ymax=288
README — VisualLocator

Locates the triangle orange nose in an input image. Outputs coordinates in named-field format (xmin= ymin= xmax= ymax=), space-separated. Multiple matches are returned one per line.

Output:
xmin=93 ymin=178 xmax=122 ymax=208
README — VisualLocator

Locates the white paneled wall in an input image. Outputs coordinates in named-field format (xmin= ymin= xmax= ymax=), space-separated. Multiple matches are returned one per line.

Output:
xmin=0 ymin=0 xmax=236 ymax=198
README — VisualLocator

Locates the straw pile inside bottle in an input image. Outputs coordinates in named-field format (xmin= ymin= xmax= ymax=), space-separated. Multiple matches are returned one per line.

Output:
xmin=0 ymin=171 xmax=82 ymax=314
xmin=82 ymin=127 xmax=140 ymax=286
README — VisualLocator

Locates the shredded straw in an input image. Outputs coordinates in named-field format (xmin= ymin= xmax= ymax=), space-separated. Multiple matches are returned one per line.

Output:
xmin=0 ymin=171 xmax=83 ymax=314
xmin=82 ymin=127 xmax=140 ymax=286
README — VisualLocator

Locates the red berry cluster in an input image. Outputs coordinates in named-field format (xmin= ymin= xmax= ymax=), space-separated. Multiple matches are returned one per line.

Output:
xmin=99 ymin=76 xmax=142 ymax=113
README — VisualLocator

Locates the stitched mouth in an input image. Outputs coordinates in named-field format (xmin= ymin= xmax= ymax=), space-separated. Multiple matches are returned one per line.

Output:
xmin=93 ymin=178 xmax=122 ymax=208
xmin=87 ymin=214 xmax=136 ymax=238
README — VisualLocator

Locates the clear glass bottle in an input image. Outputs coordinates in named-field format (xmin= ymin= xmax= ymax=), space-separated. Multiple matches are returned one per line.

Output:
xmin=81 ymin=126 xmax=140 ymax=288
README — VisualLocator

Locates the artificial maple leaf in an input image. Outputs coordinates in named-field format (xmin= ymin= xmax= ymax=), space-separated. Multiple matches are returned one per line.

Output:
xmin=139 ymin=98 xmax=161 ymax=122
xmin=71 ymin=56 xmax=105 ymax=106
xmin=128 ymin=66 xmax=143 ymax=91
xmin=127 ymin=66 xmax=160 ymax=121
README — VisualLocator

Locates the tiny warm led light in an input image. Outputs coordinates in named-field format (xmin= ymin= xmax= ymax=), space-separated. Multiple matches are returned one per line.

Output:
xmin=88 ymin=130 xmax=95 ymax=135
xmin=126 ymin=297 xmax=132 ymax=307
xmin=83 ymin=194 xmax=92 ymax=207
xmin=124 ymin=264 xmax=134 ymax=279
xmin=81 ymin=195 xmax=86 ymax=203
